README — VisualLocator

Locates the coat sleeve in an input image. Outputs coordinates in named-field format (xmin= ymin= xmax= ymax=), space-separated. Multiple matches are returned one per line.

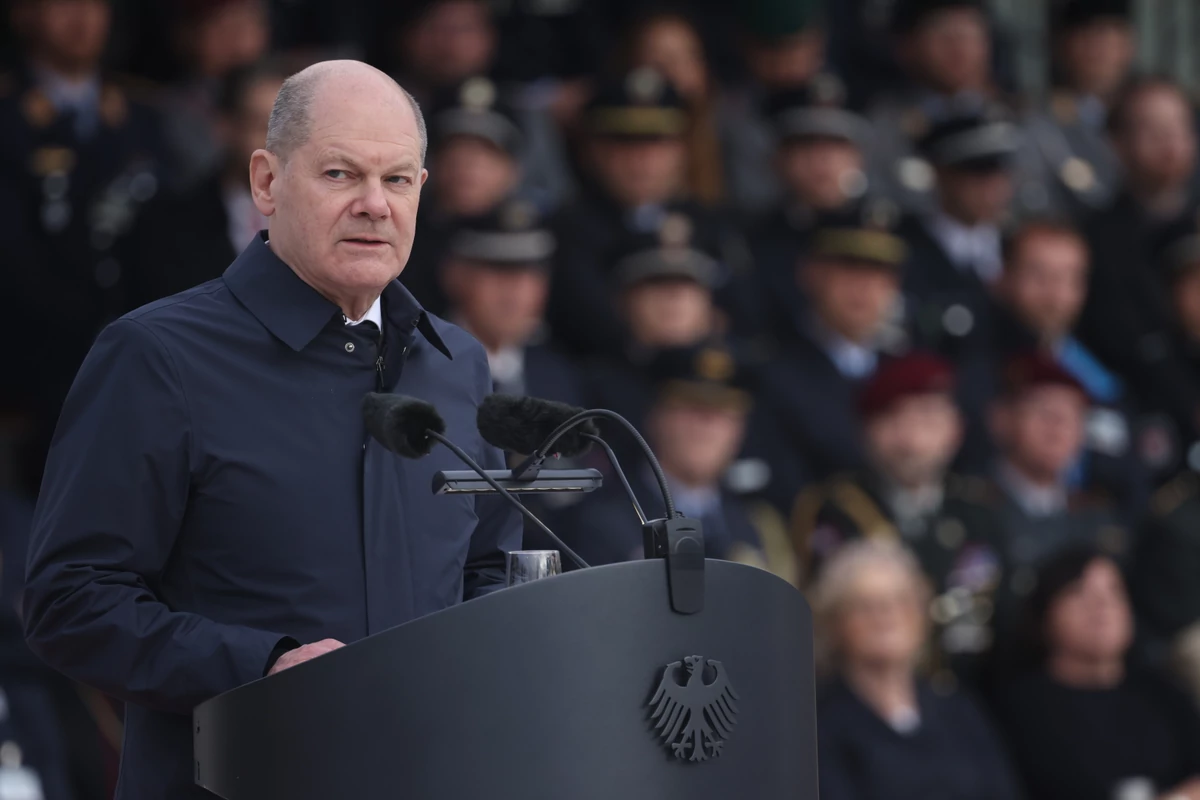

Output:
xmin=462 ymin=345 xmax=523 ymax=599
xmin=23 ymin=319 xmax=290 ymax=716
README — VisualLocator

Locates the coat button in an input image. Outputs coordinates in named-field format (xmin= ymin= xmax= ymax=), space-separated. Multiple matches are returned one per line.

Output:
xmin=344 ymin=342 xmax=355 ymax=353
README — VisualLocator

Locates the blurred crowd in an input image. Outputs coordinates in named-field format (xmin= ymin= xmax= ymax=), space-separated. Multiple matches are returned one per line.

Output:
xmin=2 ymin=0 xmax=1200 ymax=798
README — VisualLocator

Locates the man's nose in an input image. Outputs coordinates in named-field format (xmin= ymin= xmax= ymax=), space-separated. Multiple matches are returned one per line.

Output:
xmin=352 ymin=180 xmax=391 ymax=220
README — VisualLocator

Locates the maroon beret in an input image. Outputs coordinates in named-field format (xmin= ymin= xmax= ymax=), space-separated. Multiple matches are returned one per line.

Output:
xmin=1002 ymin=352 xmax=1089 ymax=400
xmin=858 ymin=352 xmax=956 ymax=419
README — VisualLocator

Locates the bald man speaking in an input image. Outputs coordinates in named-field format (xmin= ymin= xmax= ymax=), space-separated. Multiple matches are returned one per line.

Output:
xmin=23 ymin=61 xmax=522 ymax=799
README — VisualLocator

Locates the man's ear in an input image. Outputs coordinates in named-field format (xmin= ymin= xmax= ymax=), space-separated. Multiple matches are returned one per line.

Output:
xmin=249 ymin=148 xmax=279 ymax=216
xmin=419 ymin=167 xmax=429 ymax=188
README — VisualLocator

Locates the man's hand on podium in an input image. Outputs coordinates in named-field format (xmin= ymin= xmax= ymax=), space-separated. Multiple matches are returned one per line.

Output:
xmin=268 ymin=639 xmax=345 ymax=676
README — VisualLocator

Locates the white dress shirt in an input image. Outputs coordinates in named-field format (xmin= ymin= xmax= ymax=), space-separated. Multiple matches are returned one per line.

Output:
xmin=929 ymin=214 xmax=1002 ymax=284
xmin=344 ymin=296 xmax=383 ymax=328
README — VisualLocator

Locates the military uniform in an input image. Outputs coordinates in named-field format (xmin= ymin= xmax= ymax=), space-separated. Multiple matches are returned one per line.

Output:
xmin=0 ymin=67 xmax=165 ymax=489
xmin=402 ymin=76 xmax=528 ymax=315
xmin=760 ymin=199 xmax=912 ymax=481
xmin=551 ymin=68 xmax=759 ymax=356
xmin=795 ymin=471 xmax=1005 ymax=685
xmin=553 ymin=343 xmax=799 ymax=584
xmin=441 ymin=197 xmax=587 ymax=406
xmin=984 ymin=475 xmax=1130 ymax=643
xmin=1019 ymin=0 xmax=1131 ymax=220
xmin=750 ymin=77 xmax=871 ymax=343
xmin=1079 ymin=196 xmax=1200 ymax=479
xmin=1130 ymin=472 xmax=1200 ymax=647
xmin=1022 ymin=91 xmax=1120 ymax=221
xmin=717 ymin=0 xmax=826 ymax=216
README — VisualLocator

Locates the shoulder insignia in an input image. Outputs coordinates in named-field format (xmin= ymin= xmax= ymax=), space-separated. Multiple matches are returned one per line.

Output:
xmin=21 ymin=88 xmax=55 ymax=128
xmin=1050 ymin=92 xmax=1077 ymax=126
xmin=99 ymin=84 xmax=128 ymax=128
xmin=1152 ymin=472 xmax=1199 ymax=517
xmin=30 ymin=146 xmax=76 ymax=177
xmin=1060 ymin=157 xmax=1097 ymax=194
xmin=831 ymin=481 xmax=898 ymax=542
xmin=788 ymin=484 xmax=828 ymax=556
xmin=745 ymin=500 xmax=800 ymax=588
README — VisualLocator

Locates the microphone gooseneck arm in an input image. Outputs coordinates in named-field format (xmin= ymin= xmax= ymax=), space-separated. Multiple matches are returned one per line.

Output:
xmin=426 ymin=431 xmax=590 ymax=571
xmin=532 ymin=410 xmax=676 ymax=520
xmin=580 ymin=432 xmax=647 ymax=525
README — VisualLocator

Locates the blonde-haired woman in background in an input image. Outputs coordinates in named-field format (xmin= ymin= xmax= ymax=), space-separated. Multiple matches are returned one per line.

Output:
xmin=813 ymin=540 xmax=1019 ymax=800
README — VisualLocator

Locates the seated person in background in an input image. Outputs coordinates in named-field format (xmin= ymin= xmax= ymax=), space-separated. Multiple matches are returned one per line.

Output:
xmin=555 ymin=344 xmax=797 ymax=583
xmin=550 ymin=68 xmax=756 ymax=356
xmin=1078 ymin=77 xmax=1200 ymax=434
xmin=991 ymin=219 xmax=1146 ymax=512
xmin=899 ymin=109 xmax=1020 ymax=356
xmin=762 ymin=198 xmax=910 ymax=482
xmin=159 ymin=0 xmax=270 ymax=192
xmin=403 ymin=76 xmax=525 ymax=313
xmin=1022 ymin=0 xmax=1136 ymax=219
xmin=813 ymin=540 xmax=1020 ymax=800
xmin=624 ymin=10 xmax=725 ymax=206
xmin=793 ymin=353 xmax=1003 ymax=686
xmin=719 ymin=0 xmax=828 ymax=216
xmin=126 ymin=64 xmax=286 ymax=304
xmin=439 ymin=197 xmax=583 ymax=405
xmin=995 ymin=548 xmax=1200 ymax=800
xmin=586 ymin=214 xmax=806 ymax=512
xmin=984 ymin=354 xmax=1132 ymax=641
xmin=868 ymin=0 xmax=1009 ymax=215
xmin=751 ymin=74 xmax=871 ymax=341
xmin=1131 ymin=468 xmax=1200 ymax=704
xmin=1132 ymin=216 xmax=1200 ymax=477
xmin=586 ymin=210 xmax=723 ymax=426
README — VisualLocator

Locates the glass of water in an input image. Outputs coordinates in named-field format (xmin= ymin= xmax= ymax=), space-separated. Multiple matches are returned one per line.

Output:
xmin=505 ymin=550 xmax=562 ymax=587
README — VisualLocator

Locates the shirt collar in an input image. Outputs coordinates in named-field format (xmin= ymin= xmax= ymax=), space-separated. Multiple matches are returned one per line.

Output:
xmin=807 ymin=318 xmax=878 ymax=379
xmin=33 ymin=64 xmax=100 ymax=112
xmin=344 ymin=296 xmax=383 ymax=328
xmin=996 ymin=460 xmax=1067 ymax=517
xmin=223 ymin=233 xmax=451 ymax=358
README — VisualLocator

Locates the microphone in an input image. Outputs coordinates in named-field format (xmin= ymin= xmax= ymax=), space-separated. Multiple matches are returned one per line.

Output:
xmin=478 ymin=395 xmax=676 ymax=519
xmin=476 ymin=395 xmax=598 ymax=458
xmin=478 ymin=395 xmax=704 ymax=614
xmin=362 ymin=393 xmax=590 ymax=570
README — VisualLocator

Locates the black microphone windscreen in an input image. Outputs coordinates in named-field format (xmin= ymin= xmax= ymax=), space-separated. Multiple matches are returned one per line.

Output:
xmin=362 ymin=393 xmax=446 ymax=458
xmin=477 ymin=394 xmax=597 ymax=457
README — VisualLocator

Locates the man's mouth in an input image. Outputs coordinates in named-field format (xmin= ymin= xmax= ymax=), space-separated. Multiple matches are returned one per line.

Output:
xmin=343 ymin=237 xmax=389 ymax=245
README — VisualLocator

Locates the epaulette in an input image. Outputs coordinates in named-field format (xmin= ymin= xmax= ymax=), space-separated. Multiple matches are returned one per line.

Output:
xmin=788 ymin=482 xmax=829 ymax=556
xmin=1152 ymin=472 xmax=1199 ymax=518
xmin=743 ymin=500 xmax=800 ymax=588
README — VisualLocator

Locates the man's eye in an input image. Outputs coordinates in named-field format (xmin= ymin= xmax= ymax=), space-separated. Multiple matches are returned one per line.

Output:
xmin=386 ymin=175 xmax=410 ymax=185
xmin=325 ymin=169 xmax=346 ymax=179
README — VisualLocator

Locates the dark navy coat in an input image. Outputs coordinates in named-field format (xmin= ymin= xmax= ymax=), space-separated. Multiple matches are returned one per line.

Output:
xmin=23 ymin=235 xmax=522 ymax=799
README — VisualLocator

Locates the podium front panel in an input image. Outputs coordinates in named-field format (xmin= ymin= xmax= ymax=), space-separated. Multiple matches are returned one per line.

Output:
xmin=195 ymin=559 xmax=817 ymax=800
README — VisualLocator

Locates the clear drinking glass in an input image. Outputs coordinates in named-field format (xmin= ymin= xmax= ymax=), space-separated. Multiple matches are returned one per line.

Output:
xmin=505 ymin=550 xmax=562 ymax=587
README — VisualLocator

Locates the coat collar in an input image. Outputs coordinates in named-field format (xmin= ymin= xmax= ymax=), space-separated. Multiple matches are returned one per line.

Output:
xmin=223 ymin=233 xmax=451 ymax=358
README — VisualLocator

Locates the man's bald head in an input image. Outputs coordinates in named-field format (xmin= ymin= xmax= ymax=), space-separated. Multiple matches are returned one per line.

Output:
xmin=265 ymin=60 xmax=428 ymax=166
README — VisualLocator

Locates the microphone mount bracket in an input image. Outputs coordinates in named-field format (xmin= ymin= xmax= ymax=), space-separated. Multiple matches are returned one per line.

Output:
xmin=643 ymin=516 xmax=705 ymax=614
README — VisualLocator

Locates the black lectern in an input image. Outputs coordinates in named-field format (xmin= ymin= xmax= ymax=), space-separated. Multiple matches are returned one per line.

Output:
xmin=194 ymin=560 xmax=817 ymax=800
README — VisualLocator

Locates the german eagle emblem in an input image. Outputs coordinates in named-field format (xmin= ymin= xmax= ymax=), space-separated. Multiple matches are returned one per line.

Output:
xmin=648 ymin=656 xmax=739 ymax=761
